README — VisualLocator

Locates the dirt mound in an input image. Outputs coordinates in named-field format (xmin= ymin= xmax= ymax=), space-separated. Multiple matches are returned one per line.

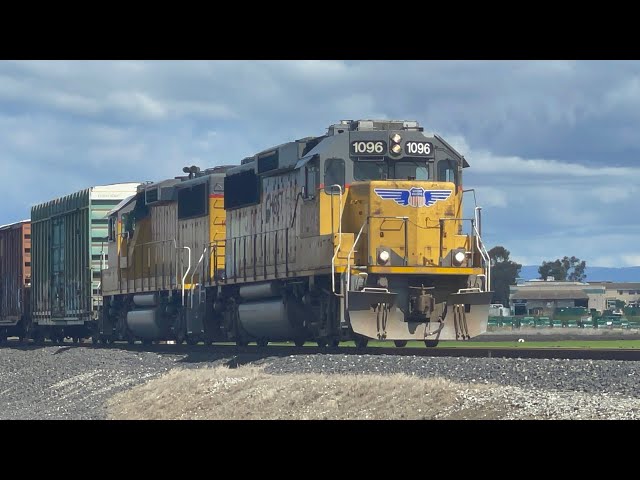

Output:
xmin=106 ymin=365 xmax=498 ymax=420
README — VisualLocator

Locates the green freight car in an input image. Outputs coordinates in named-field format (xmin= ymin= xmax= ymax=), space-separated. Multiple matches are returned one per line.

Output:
xmin=29 ymin=183 xmax=140 ymax=342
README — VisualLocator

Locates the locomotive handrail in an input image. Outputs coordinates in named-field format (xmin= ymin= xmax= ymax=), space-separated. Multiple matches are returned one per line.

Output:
xmin=438 ymin=217 xmax=477 ymax=268
xmin=223 ymin=228 xmax=291 ymax=282
xmin=329 ymin=184 xmax=343 ymax=294
xmin=367 ymin=215 xmax=409 ymax=265
xmin=474 ymin=206 xmax=491 ymax=292
xmin=123 ymin=239 xmax=196 ymax=295
xmin=345 ymin=218 xmax=368 ymax=307
xmin=127 ymin=239 xmax=179 ymax=292
xmin=180 ymin=246 xmax=191 ymax=307
xmin=190 ymin=246 xmax=208 ymax=308
xmin=206 ymin=239 xmax=226 ymax=283
xmin=345 ymin=215 xmax=409 ymax=307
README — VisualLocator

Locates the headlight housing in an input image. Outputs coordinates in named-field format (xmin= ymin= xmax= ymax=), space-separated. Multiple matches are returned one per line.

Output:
xmin=452 ymin=250 xmax=466 ymax=266
xmin=378 ymin=250 xmax=390 ymax=265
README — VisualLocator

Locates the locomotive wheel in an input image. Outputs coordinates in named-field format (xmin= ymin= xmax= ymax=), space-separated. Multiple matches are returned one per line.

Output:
xmin=294 ymin=338 xmax=306 ymax=347
xmin=73 ymin=337 xmax=80 ymax=344
xmin=394 ymin=340 xmax=408 ymax=348
xmin=256 ymin=339 xmax=268 ymax=348
xmin=91 ymin=336 xmax=99 ymax=345
xmin=424 ymin=339 xmax=439 ymax=348
xmin=186 ymin=337 xmax=198 ymax=346
xmin=329 ymin=339 xmax=340 ymax=348
xmin=142 ymin=339 xmax=153 ymax=346
xmin=316 ymin=339 xmax=328 ymax=348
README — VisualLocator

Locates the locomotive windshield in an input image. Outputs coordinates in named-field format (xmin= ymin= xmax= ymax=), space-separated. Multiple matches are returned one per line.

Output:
xmin=353 ymin=158 xmax=430 ymax=181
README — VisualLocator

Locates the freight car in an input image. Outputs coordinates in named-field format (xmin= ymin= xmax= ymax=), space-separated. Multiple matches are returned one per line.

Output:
xmin=27 ymin=183 xmax=141 ymax=343
xmin=0 ymin=220 xmax=31 ymax=342
xmin=97 ymin=119 xmax=493 ymax=348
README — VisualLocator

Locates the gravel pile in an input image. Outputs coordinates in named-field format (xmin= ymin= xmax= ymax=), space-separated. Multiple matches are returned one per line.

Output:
xmin=0 ymin=345 xmax=215 ymax=420
xmin=257 ymin=354 xmax=640 ymax=419
xmin=258 ymin=354 xmax=640 ymax=397
xmin=1 ymin=346 xmax=639 ymax=419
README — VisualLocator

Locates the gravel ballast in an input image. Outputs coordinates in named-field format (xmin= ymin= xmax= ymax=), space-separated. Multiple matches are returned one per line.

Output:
xmin=0 ymin=345 xmax=639 ymax=419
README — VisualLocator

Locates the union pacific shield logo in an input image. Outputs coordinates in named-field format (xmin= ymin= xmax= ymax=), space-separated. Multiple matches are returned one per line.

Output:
xmin=374 ymin=188 xmax=452 ymax=207
xmin=409 ymin=187 xmax=425 ymax=207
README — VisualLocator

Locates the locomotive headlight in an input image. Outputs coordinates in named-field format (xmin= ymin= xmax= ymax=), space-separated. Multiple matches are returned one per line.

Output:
xmin=452 ymin=251 xmax=466 ymax=266
xmin=391 ymin=133 xmax=402 ymax=143
xmin=390 ymin=144 xmax=402 ymax=155
xmin=378 ymin=250 xmax=390 ymax=265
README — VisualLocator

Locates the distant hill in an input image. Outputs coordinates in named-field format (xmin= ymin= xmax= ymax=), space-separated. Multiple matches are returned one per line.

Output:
xmin=518 ymin=265 xmax=640 ymax=283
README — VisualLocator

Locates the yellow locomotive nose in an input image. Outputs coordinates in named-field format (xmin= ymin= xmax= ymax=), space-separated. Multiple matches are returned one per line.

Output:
xmin=337 ymin=176 xmax=491 ymax=344
xmin=343 ymin=180 xmax=462 ymax=269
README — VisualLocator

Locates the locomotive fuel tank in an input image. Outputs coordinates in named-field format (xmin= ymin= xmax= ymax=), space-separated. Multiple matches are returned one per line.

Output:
xmin=238 ymin=298 xmax=297 ymax=340
xmin=126 ymin=308 xmax=169 ymax=339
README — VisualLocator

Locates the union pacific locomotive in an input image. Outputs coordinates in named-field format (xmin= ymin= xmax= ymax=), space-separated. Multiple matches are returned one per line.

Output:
xmin=1 ymin=119 xmax=493 ymax=348
xmin=97 ymin=119 xmax=492 ymax=348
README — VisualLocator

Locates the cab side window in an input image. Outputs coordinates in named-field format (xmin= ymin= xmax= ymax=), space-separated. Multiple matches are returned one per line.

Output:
xmin=108 ymin=217 xmax=116 ymax=242
xmin=304 ymin=158 xmax=319 ymax=199
xmin=437 ymin=159 xmax=457 ymax=185
xmin=324 ymin=158 xmax=345 ymax=194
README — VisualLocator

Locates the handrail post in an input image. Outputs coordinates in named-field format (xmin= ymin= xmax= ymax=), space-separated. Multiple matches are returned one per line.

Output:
xmin=263 ymin=234 xmax=267 ymax=278
xmin=473 ymin=206 xmax=491 ymax=292
xmin=346 ymin=217 xmax=368 ymax=308
xmin=470 ymin=219 xmax=475 ymax=268
xmin=189 ymin=246 xmax=206 ymax=309
xmin=404 ymin=218 xmax=408 ymax=266
xmin=253 ymin=234 xmax=257 ymax=278
xmin=181 ymin=246 xmax=191 ymax=307
xmin=329 ymin=184 xmax=343 ymax=294
xmin=285 ymin=227 xmax=289 ymax=276
xmin=274 ymin=230 xmax=278 ymax=277
xmin=213 ymin=243 xmax=218 ymax=281
xmin=439 ymin=219 xmax=444 ymax=265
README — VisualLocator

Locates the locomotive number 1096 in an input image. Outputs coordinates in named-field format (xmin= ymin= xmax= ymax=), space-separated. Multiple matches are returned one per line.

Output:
xmin=351 ymin=140 xmax=387 ymax=156
xmin=405 ymin=141 xmax=433 ymax=156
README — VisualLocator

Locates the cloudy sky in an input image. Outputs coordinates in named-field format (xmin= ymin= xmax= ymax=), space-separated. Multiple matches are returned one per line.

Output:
xmin=1 ymin=60 xmax=638 ymax=267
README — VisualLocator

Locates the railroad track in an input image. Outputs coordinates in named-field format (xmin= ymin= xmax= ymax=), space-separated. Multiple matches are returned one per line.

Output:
xmin=2 ymin=338 xmax=640 ymax=362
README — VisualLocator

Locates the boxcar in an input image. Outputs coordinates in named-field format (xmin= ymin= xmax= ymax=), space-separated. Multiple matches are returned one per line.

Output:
xmin=0 ymin=220 xmax=31 ymax=341
xmin=29 ymin=183 xmax=140 ymax=342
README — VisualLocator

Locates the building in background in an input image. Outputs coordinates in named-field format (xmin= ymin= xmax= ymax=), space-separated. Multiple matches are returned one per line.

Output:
xmin=587 ymin=282 xmax=640 ymax=309
xmin=509 ymin=279 xmax=640 ymax=316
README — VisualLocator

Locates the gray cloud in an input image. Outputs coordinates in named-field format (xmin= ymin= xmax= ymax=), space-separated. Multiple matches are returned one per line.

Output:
xmin=0 ymin=60 xmax=638 ymax=267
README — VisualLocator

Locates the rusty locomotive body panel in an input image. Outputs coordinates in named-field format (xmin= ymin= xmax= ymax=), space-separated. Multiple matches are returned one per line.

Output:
xmin=0 ymin=220 xmax=31 ymax=333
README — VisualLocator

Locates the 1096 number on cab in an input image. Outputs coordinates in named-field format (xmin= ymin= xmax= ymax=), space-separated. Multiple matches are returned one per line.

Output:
xmin=351 ymin=140 xmax=387 ymax=156
xmin=405 ymin=141 xmax=433 ymax=156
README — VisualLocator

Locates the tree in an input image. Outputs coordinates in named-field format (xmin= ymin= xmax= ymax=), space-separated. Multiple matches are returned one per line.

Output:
xmin=538 ymin=256 xmax=587 ymax=282
xmin=538 ymin=259 xmax=566 ymax=281
xmin=488 ymin=246 xmax=522 ymax=307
